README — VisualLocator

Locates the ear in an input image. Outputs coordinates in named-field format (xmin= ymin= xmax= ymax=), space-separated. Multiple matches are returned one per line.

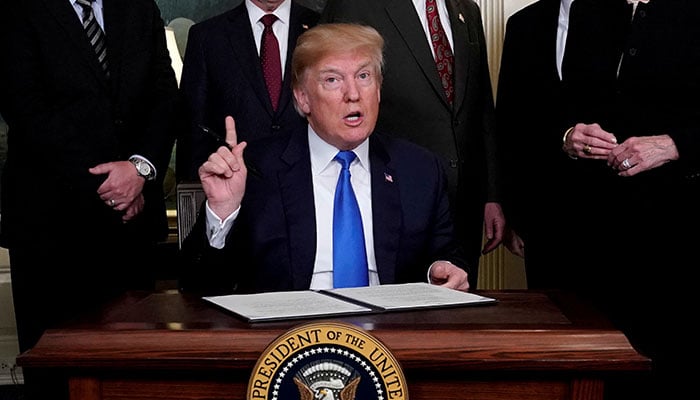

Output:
xmin=293 ymin=87 xmax=311 ymax=115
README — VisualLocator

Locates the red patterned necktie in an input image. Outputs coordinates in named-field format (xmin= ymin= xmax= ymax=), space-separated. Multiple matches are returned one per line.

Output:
xmin=260 ymin=14 xmax=282 ymax=111
xmin=426 ymin=0 xmax=454 ymax=104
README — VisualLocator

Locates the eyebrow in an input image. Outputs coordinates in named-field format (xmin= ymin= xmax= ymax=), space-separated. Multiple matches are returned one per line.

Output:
xmin=318 ymin=61 xmax=373 ymax=76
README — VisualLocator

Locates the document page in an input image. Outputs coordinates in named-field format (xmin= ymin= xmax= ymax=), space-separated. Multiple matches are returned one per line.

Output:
xmin=203 ymin=290 xmax=374 ymax=322
xmin=324 ymin=282 xmax=497 ymax=311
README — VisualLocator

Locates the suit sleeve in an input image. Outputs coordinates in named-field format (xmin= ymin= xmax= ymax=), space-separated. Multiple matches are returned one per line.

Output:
xmin=177 ymin=23 xmax=213 ymax=181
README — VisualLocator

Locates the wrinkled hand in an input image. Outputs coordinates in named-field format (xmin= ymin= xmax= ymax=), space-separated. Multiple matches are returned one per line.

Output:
xmin=429 ymin=261 xmax=470 ymax=292
xmin=607 ymin=134 xmax=679 ymax=176
xmin=482 ymin=202 xmax=505 ymax=254
xmin=198 ymin=116 xmax=248 ymax=220
xmin=562 ymin=123 xmax=618 ymax=159
xmin=90 ymin=160 xmax=145 ymax=214
xmin=503 ymin=227 xmax=525 ymax=258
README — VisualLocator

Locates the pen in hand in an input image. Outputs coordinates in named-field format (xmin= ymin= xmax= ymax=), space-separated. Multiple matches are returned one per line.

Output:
xmin=198 ymin=124 xmax=263 ymax=179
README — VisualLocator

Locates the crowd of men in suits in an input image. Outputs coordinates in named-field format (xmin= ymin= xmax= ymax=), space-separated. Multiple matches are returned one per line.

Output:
xmin=0 ymin=1 xmax=697 ymax=399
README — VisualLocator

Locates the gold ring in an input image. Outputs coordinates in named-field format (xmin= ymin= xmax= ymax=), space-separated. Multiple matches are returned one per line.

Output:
xmin=583 ymin=144 xmax=592 ymax=155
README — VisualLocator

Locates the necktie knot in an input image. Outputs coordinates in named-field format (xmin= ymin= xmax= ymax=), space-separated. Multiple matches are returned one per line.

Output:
xmin=260 ymin=14 xmax=278 ymax=29
xmin=76 ymin=0 xmax=94 ymax=7
xmin=335 ymin=151 xmax=356 ymax=171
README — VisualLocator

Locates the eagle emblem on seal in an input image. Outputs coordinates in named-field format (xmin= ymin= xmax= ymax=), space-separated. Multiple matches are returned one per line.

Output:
xmin=293 ymin=360 xmax=360 ymax=400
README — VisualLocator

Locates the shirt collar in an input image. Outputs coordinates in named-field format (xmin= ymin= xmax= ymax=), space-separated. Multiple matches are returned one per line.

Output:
xmin=308 ymin=127 xmax=370 ymax=176
xmin=246 ymin=0 xmax=291 ymax=28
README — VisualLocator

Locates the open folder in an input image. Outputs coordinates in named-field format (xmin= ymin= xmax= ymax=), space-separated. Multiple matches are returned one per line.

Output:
xmin=203 ymin=282 xmax=497 ymax=322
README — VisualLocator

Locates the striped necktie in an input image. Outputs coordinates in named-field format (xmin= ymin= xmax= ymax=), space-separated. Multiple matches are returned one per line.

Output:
xmin=76 ymin=0 xmax=109 ymax=77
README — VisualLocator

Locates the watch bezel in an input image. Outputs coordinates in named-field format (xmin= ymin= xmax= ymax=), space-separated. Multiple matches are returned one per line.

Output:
xmin=130 ymin=158 xmax=155 ymax=181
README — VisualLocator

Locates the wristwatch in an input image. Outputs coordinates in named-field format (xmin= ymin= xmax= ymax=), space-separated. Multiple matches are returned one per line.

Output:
xmin=129 ymin=157 xmax=156 ymax=181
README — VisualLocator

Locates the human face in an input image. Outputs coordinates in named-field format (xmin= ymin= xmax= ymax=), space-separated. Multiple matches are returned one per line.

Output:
xmin=293 ymin=51 xmax=381 ymax=150
xmin=249 ymin=0 xmax=286 ymax=12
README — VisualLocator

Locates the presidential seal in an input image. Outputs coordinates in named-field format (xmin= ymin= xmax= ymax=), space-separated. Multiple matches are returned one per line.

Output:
xmin=247 ymin=321 xmax=408 ymax=400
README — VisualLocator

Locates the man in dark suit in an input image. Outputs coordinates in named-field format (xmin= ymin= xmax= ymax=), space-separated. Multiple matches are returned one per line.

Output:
xmin=0 ymin=0 xmax=178 ymax=397
xmin=496 ymin=0 xmax=579 ymax=288
xmin=320 ymin=0 xmax=503 ymax=289
xmin=554 ymin=1 xmax=700 ymax=397
xmin=179 ymin=23 xmax=470 ymax=295
xmin=176 ymin=0 xmax=319 ymax=181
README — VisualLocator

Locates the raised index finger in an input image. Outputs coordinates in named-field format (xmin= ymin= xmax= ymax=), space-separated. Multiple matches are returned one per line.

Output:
xmin=225 ymin=116 xmax=238 ymax=148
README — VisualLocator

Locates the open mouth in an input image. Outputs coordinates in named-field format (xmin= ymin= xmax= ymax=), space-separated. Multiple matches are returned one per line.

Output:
xmin=344 ymin=111 xmax=362 ymax=123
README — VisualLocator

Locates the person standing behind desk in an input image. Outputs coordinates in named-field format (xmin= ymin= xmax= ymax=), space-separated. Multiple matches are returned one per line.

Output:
xmin=176 ymin=0 xmax=320 ymax=181
xmin=179 ymin=23 xmax=470 ymax=296
xmin=556 ymin=0 xmax=700 ymax=398
xmin=320 ymin=0 xmax=504 ymax=289
xmin=496 ymin=0 xmax=582 ymax=288
xmin=0 ymin=0 xmax=178 ymax=398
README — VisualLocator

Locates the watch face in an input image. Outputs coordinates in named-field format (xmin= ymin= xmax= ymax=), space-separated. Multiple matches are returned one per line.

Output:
xmin=138 ymin=161 xmax=151 ymax=175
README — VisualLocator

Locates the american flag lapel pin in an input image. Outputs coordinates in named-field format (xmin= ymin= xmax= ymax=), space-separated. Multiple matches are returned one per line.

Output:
xmin=302 ymin=24 xmax=309 ymax=30
xmin=384 ymin=172 xmax=393 ymax=183
xmin=459 ymin=13 xmax=465 ymax=23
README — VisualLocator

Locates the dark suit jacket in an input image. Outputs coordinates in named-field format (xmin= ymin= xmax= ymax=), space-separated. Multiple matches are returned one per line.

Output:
xmin=495 ymin=0 xmax=578 ymax=287
xmin=556 ymin=0 xmax=700 ymax=374
xmin=563 ymin=0 xmax=700 ymax=261
xmin=177 ymin=1 xmax=319 ymax=181
xmin=0 ymin=0 xmax=178 ymax=247
xmin=179 ymin=129 xmax=467 ymax=296
xmin=320 ymin=0 xmax=499 ymax=278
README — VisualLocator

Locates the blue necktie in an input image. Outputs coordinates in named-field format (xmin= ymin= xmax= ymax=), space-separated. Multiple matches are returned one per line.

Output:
xmin=332 ymin=151 xmax=369 ymax=288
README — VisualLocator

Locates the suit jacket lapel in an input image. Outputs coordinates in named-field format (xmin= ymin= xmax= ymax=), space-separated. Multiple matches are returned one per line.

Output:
xmin=279 ymin=131 xmax=317 ymax=288
xmin=225 ymin=6 xmax=273 ymax=115
xmin=385 ymin=0 xmax=447 ymax=106
xmin=447 ymin=0 xmax=469 ymax=111
xmin=44 ymin=0 xmax=109 ymax=88
xmin=102 ymin=0 xmax=124 ymax=89
xmin=279 ymin=3 xmax=310 ymax=117
xmin=368 ymin=135 xmax=401 ymax=284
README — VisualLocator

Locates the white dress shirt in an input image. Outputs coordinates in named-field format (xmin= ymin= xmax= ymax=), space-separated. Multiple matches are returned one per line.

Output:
xmin=204 ymin=126 xmax=380 ymax=290
xmin=246 ymin=0 xmax=291 ymax=76
xmin=70 ymin=0 xmax=105 ymax=29
xmin=556 ymin=0 xmax=574 ymax=80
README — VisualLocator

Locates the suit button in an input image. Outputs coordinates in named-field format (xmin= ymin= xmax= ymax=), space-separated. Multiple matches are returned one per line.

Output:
xmin=629 ymin=48 xmax=637 ymax=57
xmin=271 ymin=124 xmax=281 ymax=131
xmin=449 ymin=160 xmax=458 ymax=168
xmin=638 ymin=10 xmax=646 ymax=18
xmin=114 ymin=119 xmax=124 ymax=126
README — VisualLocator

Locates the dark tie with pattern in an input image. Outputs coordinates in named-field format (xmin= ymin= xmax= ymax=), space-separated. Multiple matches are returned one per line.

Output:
xmin=332 ymin=151 xmax=369 ymax=288
xmin=426 ymin=0 xmax=454 ymax=104
xmin=76 ymin=0 xmax=109 ymax=77
xmin=260 ymin=14 xmax=282 ymax=111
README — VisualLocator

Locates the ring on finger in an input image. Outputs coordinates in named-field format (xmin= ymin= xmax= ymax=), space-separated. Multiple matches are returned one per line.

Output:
xmin=622 ymin=158 xmax=631 ymax=170
xmin=109 ymin=199 xmax=116 ymax=207
xmin=583 ymin=144 xmax=592 ymax=155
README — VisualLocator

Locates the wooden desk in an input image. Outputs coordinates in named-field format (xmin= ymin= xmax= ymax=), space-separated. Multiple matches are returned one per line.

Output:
xmin=18 ymin=290 xmax=650 ymax=400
